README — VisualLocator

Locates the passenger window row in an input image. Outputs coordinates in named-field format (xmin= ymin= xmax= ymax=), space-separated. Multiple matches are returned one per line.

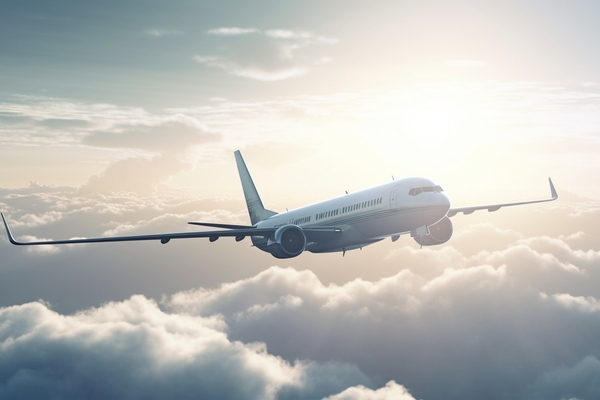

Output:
xmin=289 ymin=216 xmax=311 ymax=225
xmin=316 ymin=197 xmax=383 ymax=221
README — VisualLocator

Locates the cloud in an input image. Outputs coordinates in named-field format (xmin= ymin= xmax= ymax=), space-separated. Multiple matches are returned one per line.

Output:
xmin=36 ymin=118 xmax=90 ymax=129
xmin=193 ymin=56 xmax=308 ymax=81
xmin=10 ymin=211 xmax=64 ymax=228
xmin=0 ymin=296 xmax=381 ymax=400
xmin=0 ymin=95 xmax=153 ymax=146
xmin=144 ymin=29 xmax=183 ymax=37
xmin=77 ymin=155 xmax=189 ymax=195
xmin=196 ymin=28 xmax=337 ymax=81
xmin=522 ymin=356 xmax=600 ymax=400
xmin=207 ymin=27 xmax=259 ymax=36
xmin=264 ymin=30 xmax=338 ymax=45
xmin=79 ymin=115 xmax=220 ymax=194
xmin=18 ymin=235 xmax=60 ymax=254
xmin=0 ymin=297 xmax=295 ymax=399
xmin=323 ymin=381 xmax=416 ymax=400
xmin=550 ymin=293 xmax=600 ymax=313
xmin=83 ymin=114 xmax=219 ymax=154
xmin=166 ymin=252 xmax=600 ymax=400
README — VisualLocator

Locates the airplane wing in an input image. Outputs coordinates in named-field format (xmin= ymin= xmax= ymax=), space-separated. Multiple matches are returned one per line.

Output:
xmin=1 ymin=213 xmax=341 ymax=246
xmin=186 ymin=222 xmax=343 ymax=243
xmin=447 ymin=178 xmax=558 ymax=217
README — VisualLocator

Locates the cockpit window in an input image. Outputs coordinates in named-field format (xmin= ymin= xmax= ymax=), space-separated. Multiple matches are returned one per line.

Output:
xmin=409 ymin=185 xmax=444 ymax=196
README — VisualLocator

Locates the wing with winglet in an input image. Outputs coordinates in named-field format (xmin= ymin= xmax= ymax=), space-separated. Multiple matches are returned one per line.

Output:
xmin=1 ymin=213 xmax=341 ymax=246
xmin=447 ymin=178 xmax=558 ymax=217
xmin=1 ymin=213 xmax=271 ymax=245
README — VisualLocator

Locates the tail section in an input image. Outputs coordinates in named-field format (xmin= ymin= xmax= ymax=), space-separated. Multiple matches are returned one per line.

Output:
xmin=234 ymin=150 xmax=277 ymax=225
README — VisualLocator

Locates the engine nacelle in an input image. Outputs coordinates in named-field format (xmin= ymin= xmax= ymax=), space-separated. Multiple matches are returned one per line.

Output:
xmin=414 ymin=217 xmax=453 ymax=246
xmin=270 ymin=225 xmax=307 ymax=259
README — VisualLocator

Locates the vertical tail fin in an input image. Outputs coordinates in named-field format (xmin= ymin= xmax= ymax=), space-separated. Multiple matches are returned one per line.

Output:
xmin=234 ymin=150 xmax=277 ymax=225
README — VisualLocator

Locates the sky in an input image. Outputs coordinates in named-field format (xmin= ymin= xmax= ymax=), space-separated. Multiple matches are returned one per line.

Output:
xmin=1 ymin=1 xmax=600 ymax=399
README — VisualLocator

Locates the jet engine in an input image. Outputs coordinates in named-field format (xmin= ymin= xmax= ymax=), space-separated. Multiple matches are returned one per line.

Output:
xmin=270 ymin=225 xmax=307 ymax=258
xmin=414 ymin=217 xmax=453 ymax=246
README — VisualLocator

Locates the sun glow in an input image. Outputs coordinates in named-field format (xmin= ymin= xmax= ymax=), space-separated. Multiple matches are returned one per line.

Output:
xmin=403 ymin=102 xmax=458 ymax=143
xmin=367 ymin=97 xmax=473 ymax=169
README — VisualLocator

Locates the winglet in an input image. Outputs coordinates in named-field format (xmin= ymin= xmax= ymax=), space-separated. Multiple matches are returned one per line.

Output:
xmin=549 ymin=178 xmax=558 ymax=200
xmin=1 ymin=213 xmax=20 ymax=245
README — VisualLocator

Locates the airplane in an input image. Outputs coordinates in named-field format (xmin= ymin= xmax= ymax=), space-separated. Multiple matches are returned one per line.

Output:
xmin=1 ymin=150 xmax=558 ymax=258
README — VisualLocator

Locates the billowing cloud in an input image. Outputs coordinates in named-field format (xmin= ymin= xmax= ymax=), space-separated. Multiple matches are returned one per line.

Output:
xmin=0 ymin=295 xmax=389 ymax=399
xmin=165 ymin=240 xmax=600 ymax=400
xmin=323 ymin=381 xmax=416 ymax=400
xmin=77 ymin=155 xmax=189 ymax=195
xmin=83 ymin=114 xmax=218 ymax=154
xmin=4 ymin=254 xmax=600 ymax=399
xmin=196 ymin=28 xmax=338 ymax=81
xmin=79 ymin=115 xmax=219 ymax=194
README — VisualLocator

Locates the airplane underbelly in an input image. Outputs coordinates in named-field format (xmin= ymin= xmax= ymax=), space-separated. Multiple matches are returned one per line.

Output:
xmin=351 ymin=206 xmax=442 ymax=238
xmin=307 ymin=225 xmax=376 ymax=253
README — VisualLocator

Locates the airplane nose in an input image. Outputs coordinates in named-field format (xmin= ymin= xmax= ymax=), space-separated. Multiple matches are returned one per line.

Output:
xmin=438 ymin=192 xmax=451 ymax=213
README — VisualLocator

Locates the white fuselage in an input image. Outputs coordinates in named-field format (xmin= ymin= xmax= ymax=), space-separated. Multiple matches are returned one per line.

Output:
xmin=255 ymin=177 xmax=451 ymax=253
